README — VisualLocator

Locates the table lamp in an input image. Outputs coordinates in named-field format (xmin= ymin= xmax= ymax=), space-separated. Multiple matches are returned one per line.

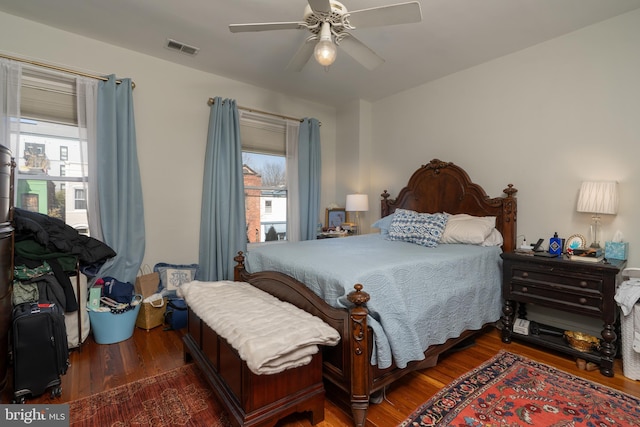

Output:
xmin=576 ymin=181 xmax=618 ymax=249
xmin=346 ymin=194 xmax=369 ymax=235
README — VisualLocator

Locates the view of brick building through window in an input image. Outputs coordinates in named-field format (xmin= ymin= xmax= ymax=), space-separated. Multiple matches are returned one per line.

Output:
xmin=243 ymin=165 xmax=262 ymax=243
xmin=243 ymin=153 xmax=287 ymax=243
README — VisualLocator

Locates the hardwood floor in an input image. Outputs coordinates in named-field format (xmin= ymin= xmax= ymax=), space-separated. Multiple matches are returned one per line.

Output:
xmin=3 ymin=326 xmax=640 ymax=427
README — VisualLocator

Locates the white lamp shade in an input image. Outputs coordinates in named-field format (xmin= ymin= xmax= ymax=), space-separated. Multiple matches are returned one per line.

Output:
xmin=346 ymin=194 xmax=369 ymax=212
xmin=576 ymin=181 xmax=619 ymax=215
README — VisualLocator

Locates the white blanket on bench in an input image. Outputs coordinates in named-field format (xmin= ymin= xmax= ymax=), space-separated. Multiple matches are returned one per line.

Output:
xmin=179 ymin=280 xmax=340 ymax=375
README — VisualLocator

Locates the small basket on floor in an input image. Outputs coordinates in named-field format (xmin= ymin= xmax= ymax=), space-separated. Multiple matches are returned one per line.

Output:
xmin=88 ymin=295 xmax=142 ymax=344
xmin=136 ymin=297 xmax=167 ymax=331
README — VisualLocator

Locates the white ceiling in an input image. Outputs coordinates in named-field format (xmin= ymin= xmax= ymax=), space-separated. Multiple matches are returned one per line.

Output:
xmin=1 ymin=0 xmax=639 ymax=107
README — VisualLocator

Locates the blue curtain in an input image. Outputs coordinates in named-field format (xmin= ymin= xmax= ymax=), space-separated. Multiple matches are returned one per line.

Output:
xmin=298 ymin=118 xmax=321 ymax=240
xmin=95 ymin=75 xmax=145 ymax=284
xmin=199 ymin=97 xmax=247 ymax=280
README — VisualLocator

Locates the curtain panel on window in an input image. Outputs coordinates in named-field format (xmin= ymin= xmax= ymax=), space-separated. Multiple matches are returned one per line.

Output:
xmin=199 ymin=97 xmax=247 ymax=280
xmin=76 ymin=77 xmax=101 ymax=241
xmin=95 ymin=75 xmax=145 ymax=284
xmin=0 ymin=58 xmax=21 ymax=155
xmin=285 ymin=120 xmax=300 ymax=242
xmin=297 ymin=118 xmax=321 ymax=241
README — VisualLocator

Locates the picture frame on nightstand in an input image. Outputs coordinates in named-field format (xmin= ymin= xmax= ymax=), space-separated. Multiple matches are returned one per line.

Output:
xmin=565 ymin=234 xmax=586 ymax=252
xmin=326 ymin=208 xmax=347 ymax=229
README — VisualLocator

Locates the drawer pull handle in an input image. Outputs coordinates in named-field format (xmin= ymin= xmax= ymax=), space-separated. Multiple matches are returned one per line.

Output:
xmin=579 ymin=297 xmax=587 ymax=304
xmin=521 ymin=287 xmax=528 ymax=293
xmin=521 ymin=272 xmax=529 ymax=278
xmin=579 ymin=281 xmax=588 ymax=288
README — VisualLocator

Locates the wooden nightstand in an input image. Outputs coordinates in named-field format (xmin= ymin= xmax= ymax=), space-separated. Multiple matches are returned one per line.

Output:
xmin=501 ymin=252 xmax=627 ymax=377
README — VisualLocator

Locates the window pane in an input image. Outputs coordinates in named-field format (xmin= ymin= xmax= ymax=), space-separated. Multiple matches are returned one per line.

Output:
xmin=243 ymin=152 xmax=287 ymax=243
xmin=14 ymin=119 xmax=88 ymax=229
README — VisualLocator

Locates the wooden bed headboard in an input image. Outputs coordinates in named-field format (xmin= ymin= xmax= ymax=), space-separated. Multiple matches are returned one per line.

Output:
xmin=380 ymin=159 xmax=518 ymax=253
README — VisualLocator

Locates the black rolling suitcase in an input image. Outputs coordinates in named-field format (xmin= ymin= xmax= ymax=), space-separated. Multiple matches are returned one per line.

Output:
xmin=12 ymin=302 xmax=69 ymax=403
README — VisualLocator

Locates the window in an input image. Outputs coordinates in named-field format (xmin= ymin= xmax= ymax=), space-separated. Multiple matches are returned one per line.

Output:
xmin=74 ymin=188 xmax=87 ymax=210
xmin=240 ymin=111 xmax=289 ymax=243
xmin=243 ymin=153 xmax=286 ymax=243
xmin=11 ymin=68 xmax=89 ymax=230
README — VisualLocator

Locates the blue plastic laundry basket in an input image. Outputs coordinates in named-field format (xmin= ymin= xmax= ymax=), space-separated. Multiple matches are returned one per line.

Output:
xmin=88 ymin=295 xmax=142 ymax=344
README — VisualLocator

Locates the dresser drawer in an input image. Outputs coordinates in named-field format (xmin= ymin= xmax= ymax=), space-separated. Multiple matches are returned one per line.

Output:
xmin=510 ymin=281 xmax=602 ymax=315
xmin=509 ymin=264 xmax=603 ymax=293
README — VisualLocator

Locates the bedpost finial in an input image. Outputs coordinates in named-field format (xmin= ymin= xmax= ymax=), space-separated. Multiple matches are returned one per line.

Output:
xmin=348 ymin=284 xmax=370 ymax=306
xmin=381 ymin=190 xmax=390 ymax=200
xmin=503 ymin=184 xmax=518 ymax=197
xmin=234 ymin=252 xmax=246 ymax=282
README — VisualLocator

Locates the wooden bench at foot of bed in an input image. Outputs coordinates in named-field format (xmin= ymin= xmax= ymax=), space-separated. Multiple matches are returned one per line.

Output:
xmin=183 ymin=309 xmax=325 ymax=427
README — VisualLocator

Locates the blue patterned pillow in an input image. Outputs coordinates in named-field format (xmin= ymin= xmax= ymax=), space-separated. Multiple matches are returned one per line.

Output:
xmin=154 ymin=262 xmax=199 ymax=297
xmin=387 ymin=209 xmax=449 ymax=247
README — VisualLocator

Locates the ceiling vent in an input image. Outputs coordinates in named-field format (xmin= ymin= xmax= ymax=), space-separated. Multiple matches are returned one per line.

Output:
xmin=165 ymin=39 xmax=200 ymax=56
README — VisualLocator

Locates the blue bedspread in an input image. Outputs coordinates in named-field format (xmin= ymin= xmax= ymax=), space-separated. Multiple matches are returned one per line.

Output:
xmin=245 ymin=234 xmax=503 ymax=369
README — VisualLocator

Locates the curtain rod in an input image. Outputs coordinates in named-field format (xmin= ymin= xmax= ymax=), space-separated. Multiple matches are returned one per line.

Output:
xmin=0 ymin=52 xmax=135 ymax=88
xmin=208 ymin=97 xmax=320 ymax=125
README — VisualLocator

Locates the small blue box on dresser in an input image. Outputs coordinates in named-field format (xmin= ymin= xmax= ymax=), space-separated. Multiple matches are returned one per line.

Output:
xmin=605 ymin=241 xmax=628 ymax=260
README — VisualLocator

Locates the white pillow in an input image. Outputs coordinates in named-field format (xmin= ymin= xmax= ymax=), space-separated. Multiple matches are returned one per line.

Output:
xmin=480 ymin=228 xmax=504 ymax=247
xmin=440 ymin=214 xmax=496 ymax=245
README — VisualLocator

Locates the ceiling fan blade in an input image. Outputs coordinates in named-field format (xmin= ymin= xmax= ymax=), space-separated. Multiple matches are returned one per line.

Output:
xmin=338 ymin=35 xmax=384 ymax=70
xmin=286 ymin=38 xmax=316 ymax=71
xmin=229 ymin=22 xmax=304 ymax=33
xmin=307 ymin=0 xmax=331 ymax=13
xmin=348 ymin=1 xmax=422 ymax=29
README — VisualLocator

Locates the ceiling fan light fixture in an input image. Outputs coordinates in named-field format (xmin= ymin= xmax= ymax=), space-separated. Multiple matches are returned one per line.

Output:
xmin=314 ymin=39 xmax=337 ymax=66
xmin=314 ymin=21 xmax=337 ymax=67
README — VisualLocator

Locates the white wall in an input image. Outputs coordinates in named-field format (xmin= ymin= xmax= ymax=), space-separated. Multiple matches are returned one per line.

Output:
xmin=3 ymin=8 xmax=639 ymax=270
xmin=336 ymin=100 xmax=373 ymax=232
xmin=0 ymin=11 xmax=337 ymax=268
xmin=370 ymin=9 xmax=640 ymax=267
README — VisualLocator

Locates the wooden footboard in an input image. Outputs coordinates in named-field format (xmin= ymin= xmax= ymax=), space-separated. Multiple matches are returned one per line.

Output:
xmin=234 ymin=253 xmax=373 ymax=426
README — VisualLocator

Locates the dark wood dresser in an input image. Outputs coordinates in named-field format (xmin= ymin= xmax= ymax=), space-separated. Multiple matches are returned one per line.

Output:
xmin=0 ymin=145 xmax=14 ymax=393
xmin=501 ymin=252 xmax=626 ymax=377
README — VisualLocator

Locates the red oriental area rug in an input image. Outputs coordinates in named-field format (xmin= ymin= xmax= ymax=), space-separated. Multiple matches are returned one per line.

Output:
xmin=400 ymin=350 xmax=640 ymax=427
xmin=69 ymin=364 xmax=231 ymax=426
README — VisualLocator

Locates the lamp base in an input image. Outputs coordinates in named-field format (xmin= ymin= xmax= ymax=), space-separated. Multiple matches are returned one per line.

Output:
xmin=589 ymin=216 xmax=602 ymax=251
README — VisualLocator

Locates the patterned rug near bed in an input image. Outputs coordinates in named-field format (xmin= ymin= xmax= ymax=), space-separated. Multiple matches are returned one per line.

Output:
xmin=69 ymin=364 xmax=231 ymax=426
xmin=399 ymin=350 xmax=640 ymax=427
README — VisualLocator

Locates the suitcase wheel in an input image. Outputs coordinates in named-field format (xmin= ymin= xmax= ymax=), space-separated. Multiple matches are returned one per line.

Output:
xmin=50 ymin=386 xmax=62 ymax=399
xmin=13 ymin=396 xmax=26 ymax=404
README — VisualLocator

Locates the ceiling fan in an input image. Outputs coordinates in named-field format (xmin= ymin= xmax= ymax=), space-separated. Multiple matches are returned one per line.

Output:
xmin=229 ymin=0 xmax=422 ymax=71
